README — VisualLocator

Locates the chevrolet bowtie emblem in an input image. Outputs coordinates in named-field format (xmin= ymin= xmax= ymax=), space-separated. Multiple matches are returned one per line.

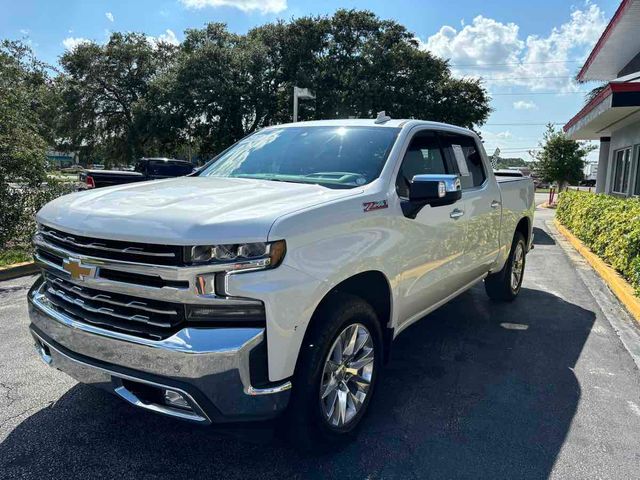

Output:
xmin=62 ymin=258 xmax=95 ymax=281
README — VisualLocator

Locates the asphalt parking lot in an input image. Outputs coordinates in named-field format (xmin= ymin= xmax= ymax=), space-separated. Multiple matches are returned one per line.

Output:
xmin=2 ymin=205 xmax=640 ymax=479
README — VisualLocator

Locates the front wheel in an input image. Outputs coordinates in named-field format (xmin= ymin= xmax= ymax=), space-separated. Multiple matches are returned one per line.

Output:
xmin=485 ymin=231 xmax=527 ymax=301
xmin=285 ymin=293 xmax=382 ymax=450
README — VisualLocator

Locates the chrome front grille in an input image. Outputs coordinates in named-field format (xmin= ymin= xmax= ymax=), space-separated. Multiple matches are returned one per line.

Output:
xmin=43 ymin=273 xmax=186 ymax=339
xmin=39 ymin=225 xmax=184 ymax=266
xmin=33 ymin=225 xmax=265 ymax=339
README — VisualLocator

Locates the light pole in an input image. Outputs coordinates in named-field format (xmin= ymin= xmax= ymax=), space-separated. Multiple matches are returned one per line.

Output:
xmin=292 ymin=86 xmax=315 ymax=122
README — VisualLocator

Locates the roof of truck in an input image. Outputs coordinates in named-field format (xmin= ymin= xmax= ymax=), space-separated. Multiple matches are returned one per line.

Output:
xmin=272 ymin=119 xmax=476 ymax=135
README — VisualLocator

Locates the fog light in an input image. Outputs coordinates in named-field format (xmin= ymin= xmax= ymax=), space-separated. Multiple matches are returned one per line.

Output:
xmin=186 ymin=303 xmax=266 ymax=325
xmin=163 ymin=390 xmax=191 ymax=410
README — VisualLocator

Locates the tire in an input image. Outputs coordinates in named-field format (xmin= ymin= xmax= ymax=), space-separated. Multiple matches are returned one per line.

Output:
xmin=485 ymin=231 xmax=527 ymax=302
xmin=285 ymin=292 xmax=383 ymax=451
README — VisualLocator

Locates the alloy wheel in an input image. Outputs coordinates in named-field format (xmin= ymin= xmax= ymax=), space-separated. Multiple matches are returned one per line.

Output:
xmin=511 ymin=242 xmax=525 ymax=292
xmin=319 ymin=323 xmax=374 ymax=428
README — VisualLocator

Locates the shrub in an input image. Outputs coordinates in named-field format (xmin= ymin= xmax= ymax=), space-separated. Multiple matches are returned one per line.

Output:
xmin=0 ymin=180 xmax=75 ymax=253
xmin=556 ymin=190 xmax=640 ymax=295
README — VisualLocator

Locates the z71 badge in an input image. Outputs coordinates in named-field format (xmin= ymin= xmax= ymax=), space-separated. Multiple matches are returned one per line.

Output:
xmin=363 ymin=200 xmax=388 ymax=212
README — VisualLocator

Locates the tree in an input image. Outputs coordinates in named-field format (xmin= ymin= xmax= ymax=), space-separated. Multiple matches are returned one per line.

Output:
xmin=7 ymin=10 xmax=493 ymax=164
xmin=495 ymin=157 xmax=530 ymax=169
xmin=56 ymin=33 xmax=177 ymax=166
xmin=152 ymin=10 xmax=492 ymax=158
xmin=531 ymin=124 xmax=595 ymax=190
xmin=0 ymin=40 xmax=72 ymax=251
xmin=0 ymin=40 xmax=51 ymax=186
xmin=585 ymin=83 xmax=606 ymax=104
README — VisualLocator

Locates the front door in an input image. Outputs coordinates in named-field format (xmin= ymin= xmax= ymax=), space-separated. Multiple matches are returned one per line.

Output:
xmin=394 ymin=129 xmax=468 ymax=328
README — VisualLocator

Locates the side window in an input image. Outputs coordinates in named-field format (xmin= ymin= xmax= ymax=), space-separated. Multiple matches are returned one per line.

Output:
xmin=396 ymin=130 xmax=449 ymax=198
xmin=633 ymin=146 xmax=640 ymax=196
xmin=439 ymin=133 xmax=487 ymax=189
xmin=612 ymin=147 xmax=632 ymax=194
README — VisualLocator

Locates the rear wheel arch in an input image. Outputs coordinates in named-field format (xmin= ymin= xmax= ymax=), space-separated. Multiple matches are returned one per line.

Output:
xmin=515 ymin=216 xmax=531 ymax=248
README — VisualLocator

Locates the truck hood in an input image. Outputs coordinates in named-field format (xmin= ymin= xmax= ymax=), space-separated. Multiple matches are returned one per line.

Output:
xmin=37 ymin=177 xmax=361 ymax=245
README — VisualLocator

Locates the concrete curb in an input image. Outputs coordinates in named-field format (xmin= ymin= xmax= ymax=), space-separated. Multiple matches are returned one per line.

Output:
xmin=554 ymin=219 xmax=640 ymax=325
xmin=0 ymin=261 xmax=38 ymax=281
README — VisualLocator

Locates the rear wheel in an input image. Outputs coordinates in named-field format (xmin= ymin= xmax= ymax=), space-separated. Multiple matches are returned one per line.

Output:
xmin=485 ymin=231 xmax=527 ymax=301
xmin=285 ymin=293 xmax=382 ymax=450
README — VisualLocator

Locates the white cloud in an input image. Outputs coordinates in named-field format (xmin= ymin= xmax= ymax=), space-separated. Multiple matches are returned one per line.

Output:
xmin=105 ymin=12 xmax=114 ymax=22
xmin=180 ymin=0 xmax=286 ymax=14
xmin=495 ymin=131 xmax=513 ymax=139
xmin=147 ymin=29 xmax=180 ymax=47
xmin=425 ymin=16 xmax=524 ymax=69
xmin=513 ymin=100 xmax=538 ymax=110
xmin=158 ymin=29 xmax=179 ymax=45
xmin=62 ymin=37 xmax=90 ymax=51
xmin=421 ymin=3 xmax=607 ymax=91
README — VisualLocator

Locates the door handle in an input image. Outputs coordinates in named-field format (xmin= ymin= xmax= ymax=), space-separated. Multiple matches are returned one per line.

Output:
xmin=450 ymin=208 xmax=464 ymax=219
xmin=491 ymin=200 xmax=501 ymax=209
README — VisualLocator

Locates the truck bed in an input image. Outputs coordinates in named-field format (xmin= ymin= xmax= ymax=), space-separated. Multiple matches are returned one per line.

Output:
xmin=497 ymin=175 xmax=535 ymax=253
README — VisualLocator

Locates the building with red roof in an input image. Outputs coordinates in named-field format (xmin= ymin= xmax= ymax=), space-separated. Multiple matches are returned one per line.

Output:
xmin=564 ymin=0 xmax=640 ymax=195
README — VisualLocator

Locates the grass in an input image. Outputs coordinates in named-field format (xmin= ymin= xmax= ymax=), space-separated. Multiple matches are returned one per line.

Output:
xmin=0 ymin=248 xmax=32 ymax=267
xmin=536 ymin=188 xmax=551 ymax=193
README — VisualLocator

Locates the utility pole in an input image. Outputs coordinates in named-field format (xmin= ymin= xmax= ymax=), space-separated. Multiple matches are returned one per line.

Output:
xmin=293 ymin=86 xmax=316 ymax=122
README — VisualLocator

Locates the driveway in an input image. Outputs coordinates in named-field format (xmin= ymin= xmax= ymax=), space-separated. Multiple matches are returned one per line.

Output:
xmin=1 ymin=206 xmax=640 ymax=479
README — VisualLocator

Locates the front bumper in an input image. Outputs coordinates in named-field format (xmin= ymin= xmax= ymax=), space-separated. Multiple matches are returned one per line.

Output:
xmin=28 ymin=279 xmax=291 ymax=424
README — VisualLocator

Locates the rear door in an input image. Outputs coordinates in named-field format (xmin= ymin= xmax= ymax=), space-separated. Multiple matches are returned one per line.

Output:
xmin=394 ymin=129 xmax=469 ymax=328
xmin=438 ymin=131 xmax=501 ymax=282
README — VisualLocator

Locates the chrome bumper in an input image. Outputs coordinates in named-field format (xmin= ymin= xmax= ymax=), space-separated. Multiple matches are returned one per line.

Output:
xmin=28 ymin=280 xmax=291 ymax=424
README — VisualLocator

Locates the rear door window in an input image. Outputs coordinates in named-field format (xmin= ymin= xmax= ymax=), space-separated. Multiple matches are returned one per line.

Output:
xmin=438 ymin=133 xmax=486 ymax=189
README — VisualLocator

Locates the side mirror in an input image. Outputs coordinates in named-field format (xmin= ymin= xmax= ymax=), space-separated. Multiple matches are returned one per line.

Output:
xmin=402 ymin=174 xmax=462 ymax=218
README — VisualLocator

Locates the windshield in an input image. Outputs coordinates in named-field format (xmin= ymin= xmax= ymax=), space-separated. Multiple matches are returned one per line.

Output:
xmin=199 ymin=126 xmax=400 ymax=188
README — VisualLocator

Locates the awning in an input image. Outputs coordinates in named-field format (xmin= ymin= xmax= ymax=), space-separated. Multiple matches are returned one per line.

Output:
xmin=564 ymin=82 xmax=640 ymax=139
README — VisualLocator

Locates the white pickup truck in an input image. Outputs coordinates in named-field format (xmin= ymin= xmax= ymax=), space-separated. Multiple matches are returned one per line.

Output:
xmin=29 ymin=117 xmax=534 ymax=446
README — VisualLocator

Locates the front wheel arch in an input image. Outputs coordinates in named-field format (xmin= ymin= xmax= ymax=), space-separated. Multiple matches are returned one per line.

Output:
xmin=299 ymin=271 xmax=394 ymax=371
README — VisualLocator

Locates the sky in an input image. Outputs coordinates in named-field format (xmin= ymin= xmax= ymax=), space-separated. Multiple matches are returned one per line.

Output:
xmin=1 ymin=0 xmax=623 ymax=162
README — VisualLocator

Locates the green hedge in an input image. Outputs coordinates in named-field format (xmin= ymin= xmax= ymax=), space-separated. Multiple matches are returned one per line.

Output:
xmin=0 ymin=180 xmax=75 ymax=253
xmin=556 ymin=190 xmax=640 ymax=295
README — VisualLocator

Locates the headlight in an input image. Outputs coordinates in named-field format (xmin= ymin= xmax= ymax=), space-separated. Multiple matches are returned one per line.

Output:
xmin=187 ymin=240 xmax=286 ymax=271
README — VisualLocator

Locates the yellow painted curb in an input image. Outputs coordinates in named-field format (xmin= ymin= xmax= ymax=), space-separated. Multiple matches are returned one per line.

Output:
xmin=554 ymin=219 xmax=640 ymax=324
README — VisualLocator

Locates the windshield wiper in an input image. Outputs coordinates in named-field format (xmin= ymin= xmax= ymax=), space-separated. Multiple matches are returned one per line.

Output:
xmin=266 ymin=177 xmax=308 ymax=184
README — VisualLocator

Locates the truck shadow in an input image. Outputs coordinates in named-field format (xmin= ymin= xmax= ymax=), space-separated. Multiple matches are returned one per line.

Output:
xmin=1 ymin=285 xmax=594 ymax=480
xmin=532 ymin=227 xmax=556 ymax=245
